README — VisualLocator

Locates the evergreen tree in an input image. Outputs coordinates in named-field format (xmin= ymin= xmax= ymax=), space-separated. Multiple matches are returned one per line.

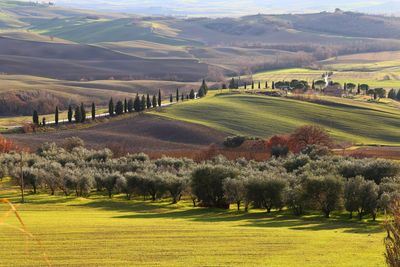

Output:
xmin=115 ymin=100 xmax=124 ymax=115
xmin=186 ymin=94 xmax=189 ymax=100
xmin=357 ymin=84 xmax=361 ymax=94
xmin=146 ymin=94 xmax=151 ymax=109
xmin=134 ymin=94 xmax=140 ymax=112
xmin=222 ymin=83 xmax=227 ymax=89
xmin=176 ymin=88 xmax=179 ymax=102
xmin=258 ymin=81 xmax=261 ymax=89
xmin=244 ymin=82 xmax=247 ymax=90
xmin=74 ymin=106 xmax=81 ymax=123
xmin=189 ymin=89 xmax=195 ymax=99
xmin=251 ymin=81 xmax=254 ymax=89
xmin=109 ymin=98 xmax=114 ymax=116
xmin=229 ymin=78 xmax=235 ymax=89
xmin=199 ymin=79 xmax=208 ymax=95
xmin=397 ymin=90 xmax=400 ymax=101
xmin=141 ymin=95 xmax=146 ymax=111
xmin=32 ymin=110 xmax=39 ymax=125
xmin=181 ymin=93 xmax=184 ymax=101
xmin=265 ymin=81 xmax=268 ymax=89
xmin=152 ymin=95 xmax=157 ymax=108
xmin=67 ymin=105 xmax=73 ymax=123
xmin=170 ymin=94 xmax=173 ymax=103
xmin=272 ymin=81 xmax=275 ymax=89
xmin=388 ymin=89 xmax=396 ymax=99
xmin=80 ymin=103 xmax=86 ymax=123
xmin=55 ymin=106 xmax=59 ymax=125
xmin=158 ymin=89 xmax=162 ymax=107
xmin=91 ymin=102 xmax=96 ymax=120
xmin=42 ymin=117 xmax=46 ymax=127
xmin=124 ymin=98 xmax=128 ymax=113
xmin=128 ymin=98 xmax=133 ymax=112
xmin=344 ymin=83 xmax=347 ymax=91
xmin=312 ymin=80 xmax=315 ymax=90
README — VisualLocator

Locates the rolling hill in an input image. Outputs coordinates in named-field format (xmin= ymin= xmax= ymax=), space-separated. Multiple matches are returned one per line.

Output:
xmin=154 ymin=92 xmax=400 ymax=145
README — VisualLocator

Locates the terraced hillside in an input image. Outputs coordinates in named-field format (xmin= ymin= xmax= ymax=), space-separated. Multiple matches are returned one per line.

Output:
xmin=154 ymin=92 xmax=400 ymax=145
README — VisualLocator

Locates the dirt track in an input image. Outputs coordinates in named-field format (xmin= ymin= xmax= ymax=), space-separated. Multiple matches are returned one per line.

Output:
xmin=7 ymin=114 xmax=227 ymax=153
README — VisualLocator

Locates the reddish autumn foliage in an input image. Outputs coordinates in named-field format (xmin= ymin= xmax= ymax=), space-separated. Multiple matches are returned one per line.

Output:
xmin=0 ymin=135 xmax=17 ymax=153
xmin=266 ymin=135 xmax=290 ymax=150
xmin=288 ymin=125 xmax=333 ymax=153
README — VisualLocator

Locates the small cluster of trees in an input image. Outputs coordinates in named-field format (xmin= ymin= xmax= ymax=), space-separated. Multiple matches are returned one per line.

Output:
xmin=2 ymin=135 xmax=399 ymax=221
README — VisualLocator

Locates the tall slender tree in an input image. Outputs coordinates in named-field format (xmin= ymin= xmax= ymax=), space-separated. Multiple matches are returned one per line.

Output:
xmin=141 ymin=95 xmax=146 ymax=111
xmin=32 ymin=110 xmax=39 ymax=125
xmin=42 ymin=117 xmax=46 ymax=127
xmin=134 ymin=94 xmax=140 ymax=112
xmin=158 ymin=89 xmax=162 ymax=107
xmin=91 ymin=102 xmax=96 ymax=120
xmin=396 ymin=90 xmax=400 ymax=101
xmin=170 ymin=94 xmax=173 ymax=103
xmin=176 ymin=88 xmax=180 ymax=102
xmin=109 ymin=98 xmax=114 ymax=116
xmin=67 ymin=105 xmax=73 ymax=123
xmin=272 ymin=81 xmax=275 ymax=90
xmin=124 ymin=98 xmax=128 ymax=113
xmin=115 ymin=100 xmax=124 ymax=115
xmin=251 ymin=81 xmax=254 ymax=89
xmin=199 ymin=79 xmax=208 ymax=95
xmin=74 ymin=106 xmax=81 ymax=123
xmin=127 ymin=98 xmax=133 ymax=112
xmin=80 ymin=103 xmax=86 ymax=123
xmin=181 ymin=93 xmax=184 ymax=101
xmin=152 ymin=95 xmax=157 ymax=108
xmin=189 ymin=89 xmax=195 ymax=99
xmin=55 ymin=106 xmax=59 ymax=125
xmin=258 ymin=81 xmax=261 ymax=89
xmin=146 ymin=94 xmax=151 ymax=109
xmin=265 ymin=81 xmax=268 ymax=89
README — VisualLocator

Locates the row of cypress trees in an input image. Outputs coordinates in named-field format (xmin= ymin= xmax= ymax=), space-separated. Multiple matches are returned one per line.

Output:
xmin=32 ymin=80 xmax=210 ymax=126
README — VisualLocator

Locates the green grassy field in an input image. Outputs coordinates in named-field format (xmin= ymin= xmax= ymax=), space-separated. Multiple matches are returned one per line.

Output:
xmin=153 ymin=92 xmax=400 ymax=145
xmin=0 ymin=179 xmax=385 ymax=267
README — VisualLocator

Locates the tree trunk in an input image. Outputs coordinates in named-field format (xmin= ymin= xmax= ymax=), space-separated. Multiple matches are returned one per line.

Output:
xmin=349 ymin=211 xmax=353 ymax=219
xmin=237 ymin=201 xmax=240 ymax=211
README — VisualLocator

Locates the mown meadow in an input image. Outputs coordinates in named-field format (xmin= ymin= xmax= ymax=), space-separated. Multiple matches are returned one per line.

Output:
xmin=0 ymin=182 xmax=386 ymax=267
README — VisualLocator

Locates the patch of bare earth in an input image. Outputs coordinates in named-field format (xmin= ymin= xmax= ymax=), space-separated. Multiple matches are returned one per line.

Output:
xmin=7 ymin=114 xmax=227 ymax=154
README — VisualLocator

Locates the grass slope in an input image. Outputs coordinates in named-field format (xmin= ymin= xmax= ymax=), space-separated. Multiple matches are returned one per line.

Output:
xmin=0 ymin=180 xmax=385 ymax=267
xmin=154 ymin=92 xmax=400 ymax=145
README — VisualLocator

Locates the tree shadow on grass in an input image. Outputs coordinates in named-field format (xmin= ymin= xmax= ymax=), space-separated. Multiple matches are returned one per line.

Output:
xmin=109 ymin=205 xmax=383 ymax=234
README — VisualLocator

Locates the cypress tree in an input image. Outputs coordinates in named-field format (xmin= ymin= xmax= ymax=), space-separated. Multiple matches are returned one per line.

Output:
xmin=80 ymin=103 xmax=86 ymax=123
xmin=312 ymin=80 xmax=315 ymax=90
xmin=244 ymin=82 xmax=247 ymax=90
xmin=251 ymin=81 xmax=254 ymax=89
xmin=141 ymin=95 xmax=146 ymax=111
xmin=152 ymin=95 xmax=157 ymax=108
xmin=357 ymin=84 xmax=361 ymax=94
xmin=397 ymin=90 xmax=400 ymax=101
xmin=388 ymin=89 xmax=396 ymax=99
xmin=272 ymin=81 xmax=275 ymax=89
xmin=67 ymin=105 xmax=73 ymax=123
xmin=55 ymin=106 xmax=59 ymax=125
xmin=258 ymin=81 xmax=261 ymax=89
xmin=115 ymin=100 xmax=124 ymax=115
xmin=109 ymin=98 xmax=114 ymax=116
xmin=124 ymin=98 xmax=128 ymax=113
xmin=91 ymin=102 xmax=96 ymax=120
xmin=32 ymin=110 xmax=39 ymax=125
xmin=170 ymin=94 xmax=173 ymax=103
xmin=42 ymin=117 xmax=46 ymax=127
xmin=198 ymin=87 xmax=205 ymax=98
xmin=186 ymin=94 xmax=189 ymax=100
xmin=265 ymin=81 xmax=268 ymax=89
xmin=176 ymin=88 xmax=179 ymax=102
xmin=128 ymin=98 xmax=133 ymax=112
xmin=222 ymin=83 xmax=227 ymax=89
xmin=74 ymin=106 xmax=81 ymax=123
xmin=189 ymin=89 xmax=195 ymax=99
xmin=146 ymin=94 xmax=151 ymax=109
xmin=229 ymin=78 xmax=235 ymax=89
xmin=181 ymin=93 xmax=184 ymax=101
xmin=200 ymin=79 xmax=208 ymax=95
xmin=158 ymin=89 xmax=162 ymax=107
xmin=134 ymin=94 xmax=140 ymax=112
